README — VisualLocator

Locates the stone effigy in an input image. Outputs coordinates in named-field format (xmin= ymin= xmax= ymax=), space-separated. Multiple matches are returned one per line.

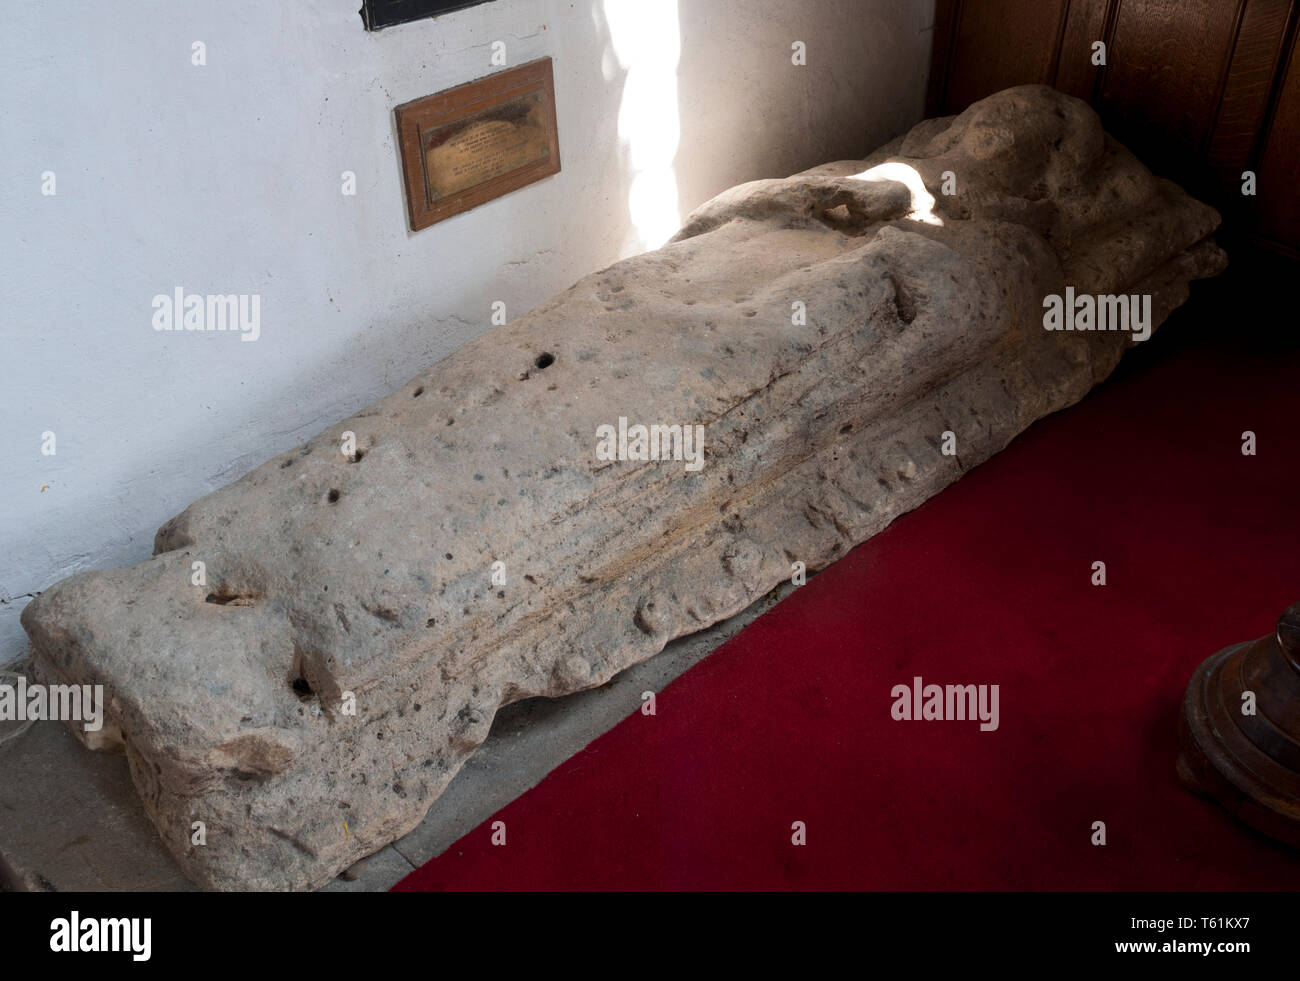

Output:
xmin=21 ymin=85 xmax=1226 ymax=890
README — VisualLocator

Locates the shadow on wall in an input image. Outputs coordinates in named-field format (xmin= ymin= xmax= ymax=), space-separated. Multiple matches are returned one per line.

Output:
xmin=600 ymin=0 xmax=937 ymax=248
xmin=675 ymin=0 xmax=934 ymax=216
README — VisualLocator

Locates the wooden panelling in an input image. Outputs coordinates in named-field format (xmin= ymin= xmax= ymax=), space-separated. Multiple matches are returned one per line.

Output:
xmin=1054 ymin=0 xmax=1112 ymax=99
xmin=925 ymin=0 xmax=961 ymax=116
xmin=1095 ymin=0 xmax=1243 ymax=170
xmin=942 ymin=0 xmax=1071 ymax=110
xmin=1256 ymin=30 xmax=1300 ymax=252
xmin=930 ymin=0 xmax=1300 ymax=254
xmin=1208 ymin=0 xmax=1294 ymax=176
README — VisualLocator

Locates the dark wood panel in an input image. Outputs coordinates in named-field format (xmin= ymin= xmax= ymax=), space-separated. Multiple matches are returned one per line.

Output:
xmin=925 ymin=0 xmax=962 ymax=116
xmin=1054 ymin=0 xmax=1112 ymax=99
xmin=1096 ymin=0 xmax=1243 ymax=173
xmin=1256 ymin=26 xmax=1300 ymax=251
xmin=942 ymin=0 xmax=1071 ymax=109
xmin=1208 ymin=0 xmax=1295 ymax=179
xmin=929 ymin=0 xmax=1300 ymax=253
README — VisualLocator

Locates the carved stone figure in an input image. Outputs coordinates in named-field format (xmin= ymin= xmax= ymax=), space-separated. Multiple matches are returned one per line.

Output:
xmin=21 ymin=85 xmax=1226 ymax=889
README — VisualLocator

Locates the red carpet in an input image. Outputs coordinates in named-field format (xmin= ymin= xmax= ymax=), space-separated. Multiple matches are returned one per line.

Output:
xmin=396 ymin=280 xmax=1300 ymax=890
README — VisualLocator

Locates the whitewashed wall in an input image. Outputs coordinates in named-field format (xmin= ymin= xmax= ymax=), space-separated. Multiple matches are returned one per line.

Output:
xmin=0 ymin=0 xmax=935 ymax=662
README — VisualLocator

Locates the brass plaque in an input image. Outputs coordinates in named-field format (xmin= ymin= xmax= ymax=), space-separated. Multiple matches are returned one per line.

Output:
xmin=396 ymin=59 xmax=560 ymax=231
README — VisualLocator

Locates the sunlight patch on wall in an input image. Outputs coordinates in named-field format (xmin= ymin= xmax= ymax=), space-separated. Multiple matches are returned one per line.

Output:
xmin=603 ymin=0 xmax=682 ymax=252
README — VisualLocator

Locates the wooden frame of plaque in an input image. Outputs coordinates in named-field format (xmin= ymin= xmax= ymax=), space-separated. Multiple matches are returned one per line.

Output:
xmin=395 ymin=58 xmax=561 ymax=231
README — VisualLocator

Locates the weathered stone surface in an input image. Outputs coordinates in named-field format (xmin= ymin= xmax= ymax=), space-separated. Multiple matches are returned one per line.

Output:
xmin=21 ymin=85 xmax=1226 ymax=890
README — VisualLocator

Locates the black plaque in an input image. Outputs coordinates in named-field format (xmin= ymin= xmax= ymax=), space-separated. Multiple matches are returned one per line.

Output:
xmin=361 ymin=0 xmax=496 ymax=32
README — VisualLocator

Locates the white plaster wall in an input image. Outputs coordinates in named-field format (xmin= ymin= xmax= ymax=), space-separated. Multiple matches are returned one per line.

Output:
xmin=0 ymin=0 xmax=934 ymax=663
